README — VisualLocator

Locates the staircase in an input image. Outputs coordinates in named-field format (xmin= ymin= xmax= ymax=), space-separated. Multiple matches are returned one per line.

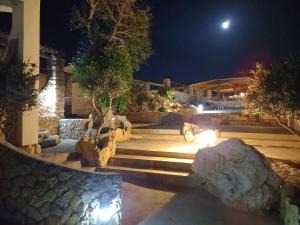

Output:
xmin=96 ymin=127 xmax=196 ymax=185
xmin=38 ymin=123 xmax=300 ymax=186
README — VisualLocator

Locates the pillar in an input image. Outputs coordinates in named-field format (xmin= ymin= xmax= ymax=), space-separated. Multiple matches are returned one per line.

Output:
xmin=144 ymin=83 xmax=150 ymax=90
xmin=207 ymin=90 xmax=212 ymax=101
xmin=163 ymin=78 xmax=171 ymax=88
xmin=9 ymin=0 xmax=40 ymax=146
xmin=188 ymin=85 xmax=193 ymax=95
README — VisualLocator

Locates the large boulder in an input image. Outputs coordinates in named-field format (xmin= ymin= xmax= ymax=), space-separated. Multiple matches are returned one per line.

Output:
xmin=192 ymin=138 xmax=282 ymax=214
xmin=75 ymin=135 xmax=116 ymax=167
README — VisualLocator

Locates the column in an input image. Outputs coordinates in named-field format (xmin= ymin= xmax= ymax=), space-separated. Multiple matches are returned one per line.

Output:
xmin=10 ymin=0 xmax=40 ymax=147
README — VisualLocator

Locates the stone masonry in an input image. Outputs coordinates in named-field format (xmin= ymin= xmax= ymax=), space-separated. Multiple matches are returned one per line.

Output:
xmin=0 ymin=140 xmax=122 ymax=225
xmin=59 ymin=119 xmax=87 ymax=140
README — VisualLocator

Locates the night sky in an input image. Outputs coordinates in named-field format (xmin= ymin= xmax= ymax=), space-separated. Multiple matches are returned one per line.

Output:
xmin=1 ymin=0 xmax=300 ymax=84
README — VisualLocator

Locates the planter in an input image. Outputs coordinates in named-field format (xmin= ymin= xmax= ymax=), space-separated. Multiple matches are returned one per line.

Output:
xmin=76 ymin=135 xmax=116 ymax=167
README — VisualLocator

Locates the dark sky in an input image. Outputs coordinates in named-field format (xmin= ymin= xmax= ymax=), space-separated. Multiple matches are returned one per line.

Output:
xmin=1 ymin=0 xmax=300 ymax=84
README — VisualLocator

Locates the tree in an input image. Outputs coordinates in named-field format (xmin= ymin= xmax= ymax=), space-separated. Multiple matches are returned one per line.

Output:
xmin=244 ymin=57 xmax=300 ymax=135
xmin=71 ymin=0 xmax=151 ymax=136
xmin=0 ymin=60 xmax=38 ymax=141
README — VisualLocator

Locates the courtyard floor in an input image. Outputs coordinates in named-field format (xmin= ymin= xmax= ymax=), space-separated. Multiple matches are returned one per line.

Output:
xmin=41 ymin=123 xmax=298 ymax=225
xmin=122 ymin=180 xmax=282 ymax=225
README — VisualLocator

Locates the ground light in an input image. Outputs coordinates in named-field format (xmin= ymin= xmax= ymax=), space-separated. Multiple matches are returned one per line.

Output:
xmin=197 ymin=104 xmax=203 ymax=113
xmin=92 ymin=202 xmax=119 ymax=225
xmin=195 ymin=129 xmax=217 ymax=148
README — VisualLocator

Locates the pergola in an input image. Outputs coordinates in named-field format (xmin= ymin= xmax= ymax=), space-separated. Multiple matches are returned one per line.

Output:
xmin=191 ymin=77 xmax=251 ymax=100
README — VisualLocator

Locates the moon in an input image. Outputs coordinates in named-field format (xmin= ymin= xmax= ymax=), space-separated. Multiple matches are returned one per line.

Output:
xmin=222 ymin=20 xmax=230 ymax=29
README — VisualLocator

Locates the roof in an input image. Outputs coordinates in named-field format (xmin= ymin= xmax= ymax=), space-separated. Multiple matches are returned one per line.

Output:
xmin=191 ymin=77 xmax=251 ymax=92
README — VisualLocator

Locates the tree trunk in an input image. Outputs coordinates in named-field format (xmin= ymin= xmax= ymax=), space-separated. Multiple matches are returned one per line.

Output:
xmin=274 ymin=115 xmax=299 ymax=137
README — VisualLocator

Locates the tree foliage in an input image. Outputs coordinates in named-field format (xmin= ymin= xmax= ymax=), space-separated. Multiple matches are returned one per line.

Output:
xmin=244 ymin=57 xmax=300 ymax=134
xmin=0 ymin=61 xmax=38 ymax=140
xmin=71 ymin=0 xmax=151 ymax=133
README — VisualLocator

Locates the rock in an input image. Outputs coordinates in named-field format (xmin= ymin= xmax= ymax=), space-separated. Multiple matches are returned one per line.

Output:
xmin=192 ymin=138 xmax=282 ymax=214
xmin=45 ymin=215 xmax=61 ymax=225
xmin=39 ymin=135 xmax=61 ymax=148
xmin=76 ymin=136 xmax=116 ymax=167
xmin=38 ymin=130 xmax=50 ymax=139
xmin=114 ymin=116 xmax=132 ymax=142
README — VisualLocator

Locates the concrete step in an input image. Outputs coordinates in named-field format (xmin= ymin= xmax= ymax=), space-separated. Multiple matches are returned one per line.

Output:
xmin=220 ymin=132 xmax=299 ymax=141
xmin=132 ymin=128 xmax=180 ymax=135
xmin=96 ymin=165 xmax=191 ymax=186
xmin=116 ymin=148 xmax=195 ymax=159
xmin=218 ymin=138 xmax=300 ymax=148
xmin=109 ymin=154 xmax=193 ymax=172
xmin=131 ymin=132 xmax=300 ymax=148
xmin=131 ymin=133 xmax=185 ymax=141
xmin=39 ymin=135 xmax=61 ymax=148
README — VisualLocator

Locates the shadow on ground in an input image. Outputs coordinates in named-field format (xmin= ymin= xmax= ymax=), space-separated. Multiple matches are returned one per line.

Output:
xmin=122 ymin=180 xmax=283 ymax=225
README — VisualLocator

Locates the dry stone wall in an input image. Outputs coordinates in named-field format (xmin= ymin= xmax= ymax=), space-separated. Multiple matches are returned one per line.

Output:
xmin=0 ymin=141 xmax=122 ymax=225
xmin=59 ymin=119 xmax=87 ymax=140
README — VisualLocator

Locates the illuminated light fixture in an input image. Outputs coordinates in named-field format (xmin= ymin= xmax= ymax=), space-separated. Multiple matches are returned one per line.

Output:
xmin=92 ymin=202 xmax=119 ymax=224
xmin=197 ymin=104 xmax=203 ymax=113
xmin=222 ymin=20 xmax=230 ymax=29
xmin=240 ymin=92 xmax=245 ymax=97
xmin=195 ymin=129 xmax=217 ymax=148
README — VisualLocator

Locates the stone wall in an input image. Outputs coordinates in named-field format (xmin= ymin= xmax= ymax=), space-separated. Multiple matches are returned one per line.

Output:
xmin=39 ymin=54 xmax=65 ymax=118
xmin=125 ymin=112 xmax=168 ymax=123
xmin=0 ymin=140 xmax=122 ymax=225
xmin=72 ymin=83 xmax=93 ymax=117
xmin=59 ymin=119 xmax=87 ymax=140
xmin=39 ymin=116 xmax=59 ymax=135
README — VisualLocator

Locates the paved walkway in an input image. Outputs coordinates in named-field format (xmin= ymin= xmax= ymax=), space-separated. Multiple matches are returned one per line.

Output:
xmin=122 ymin=181 xmax=283 ymax=225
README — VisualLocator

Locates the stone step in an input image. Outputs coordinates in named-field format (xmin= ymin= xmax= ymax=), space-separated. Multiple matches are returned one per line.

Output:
xmin=38 ymin=130 xmax=50 ymax=139
xmin=132 ymin=128 xmax=181 ymax=135
xmin=116 ymin=148 xmax=195 ymax=159
xmin=220 ymin=132 xmax=299 ymax=141
xmin=109 ymin=154 xmax=193 ymax=172
xmin=131 ymin=133 xmax=185 ymax=141
xmin=39 ymin=135 xmax=61 ymax=148
xmin=131 ymin=132 xmax=300 ymax=147
xmin=95 ymin=165 xmax=191 ymax=186
xmin=218 ymin=138 xmax=300 ymax=148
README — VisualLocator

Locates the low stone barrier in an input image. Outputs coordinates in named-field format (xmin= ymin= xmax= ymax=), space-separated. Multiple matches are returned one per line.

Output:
xmin=59 ymin=119 xmax=87 ymax=140
xmin=0 ymin=140 xmax=122 ymax=225
xmin=281 ymin=186 xmax=300 ymax=225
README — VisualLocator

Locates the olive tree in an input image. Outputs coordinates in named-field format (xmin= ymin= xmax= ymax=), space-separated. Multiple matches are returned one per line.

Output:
xmin=71 ymin=0 xmax=151 ymax=135
xmin=244 ymin=57 xmax=300 ymax=135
